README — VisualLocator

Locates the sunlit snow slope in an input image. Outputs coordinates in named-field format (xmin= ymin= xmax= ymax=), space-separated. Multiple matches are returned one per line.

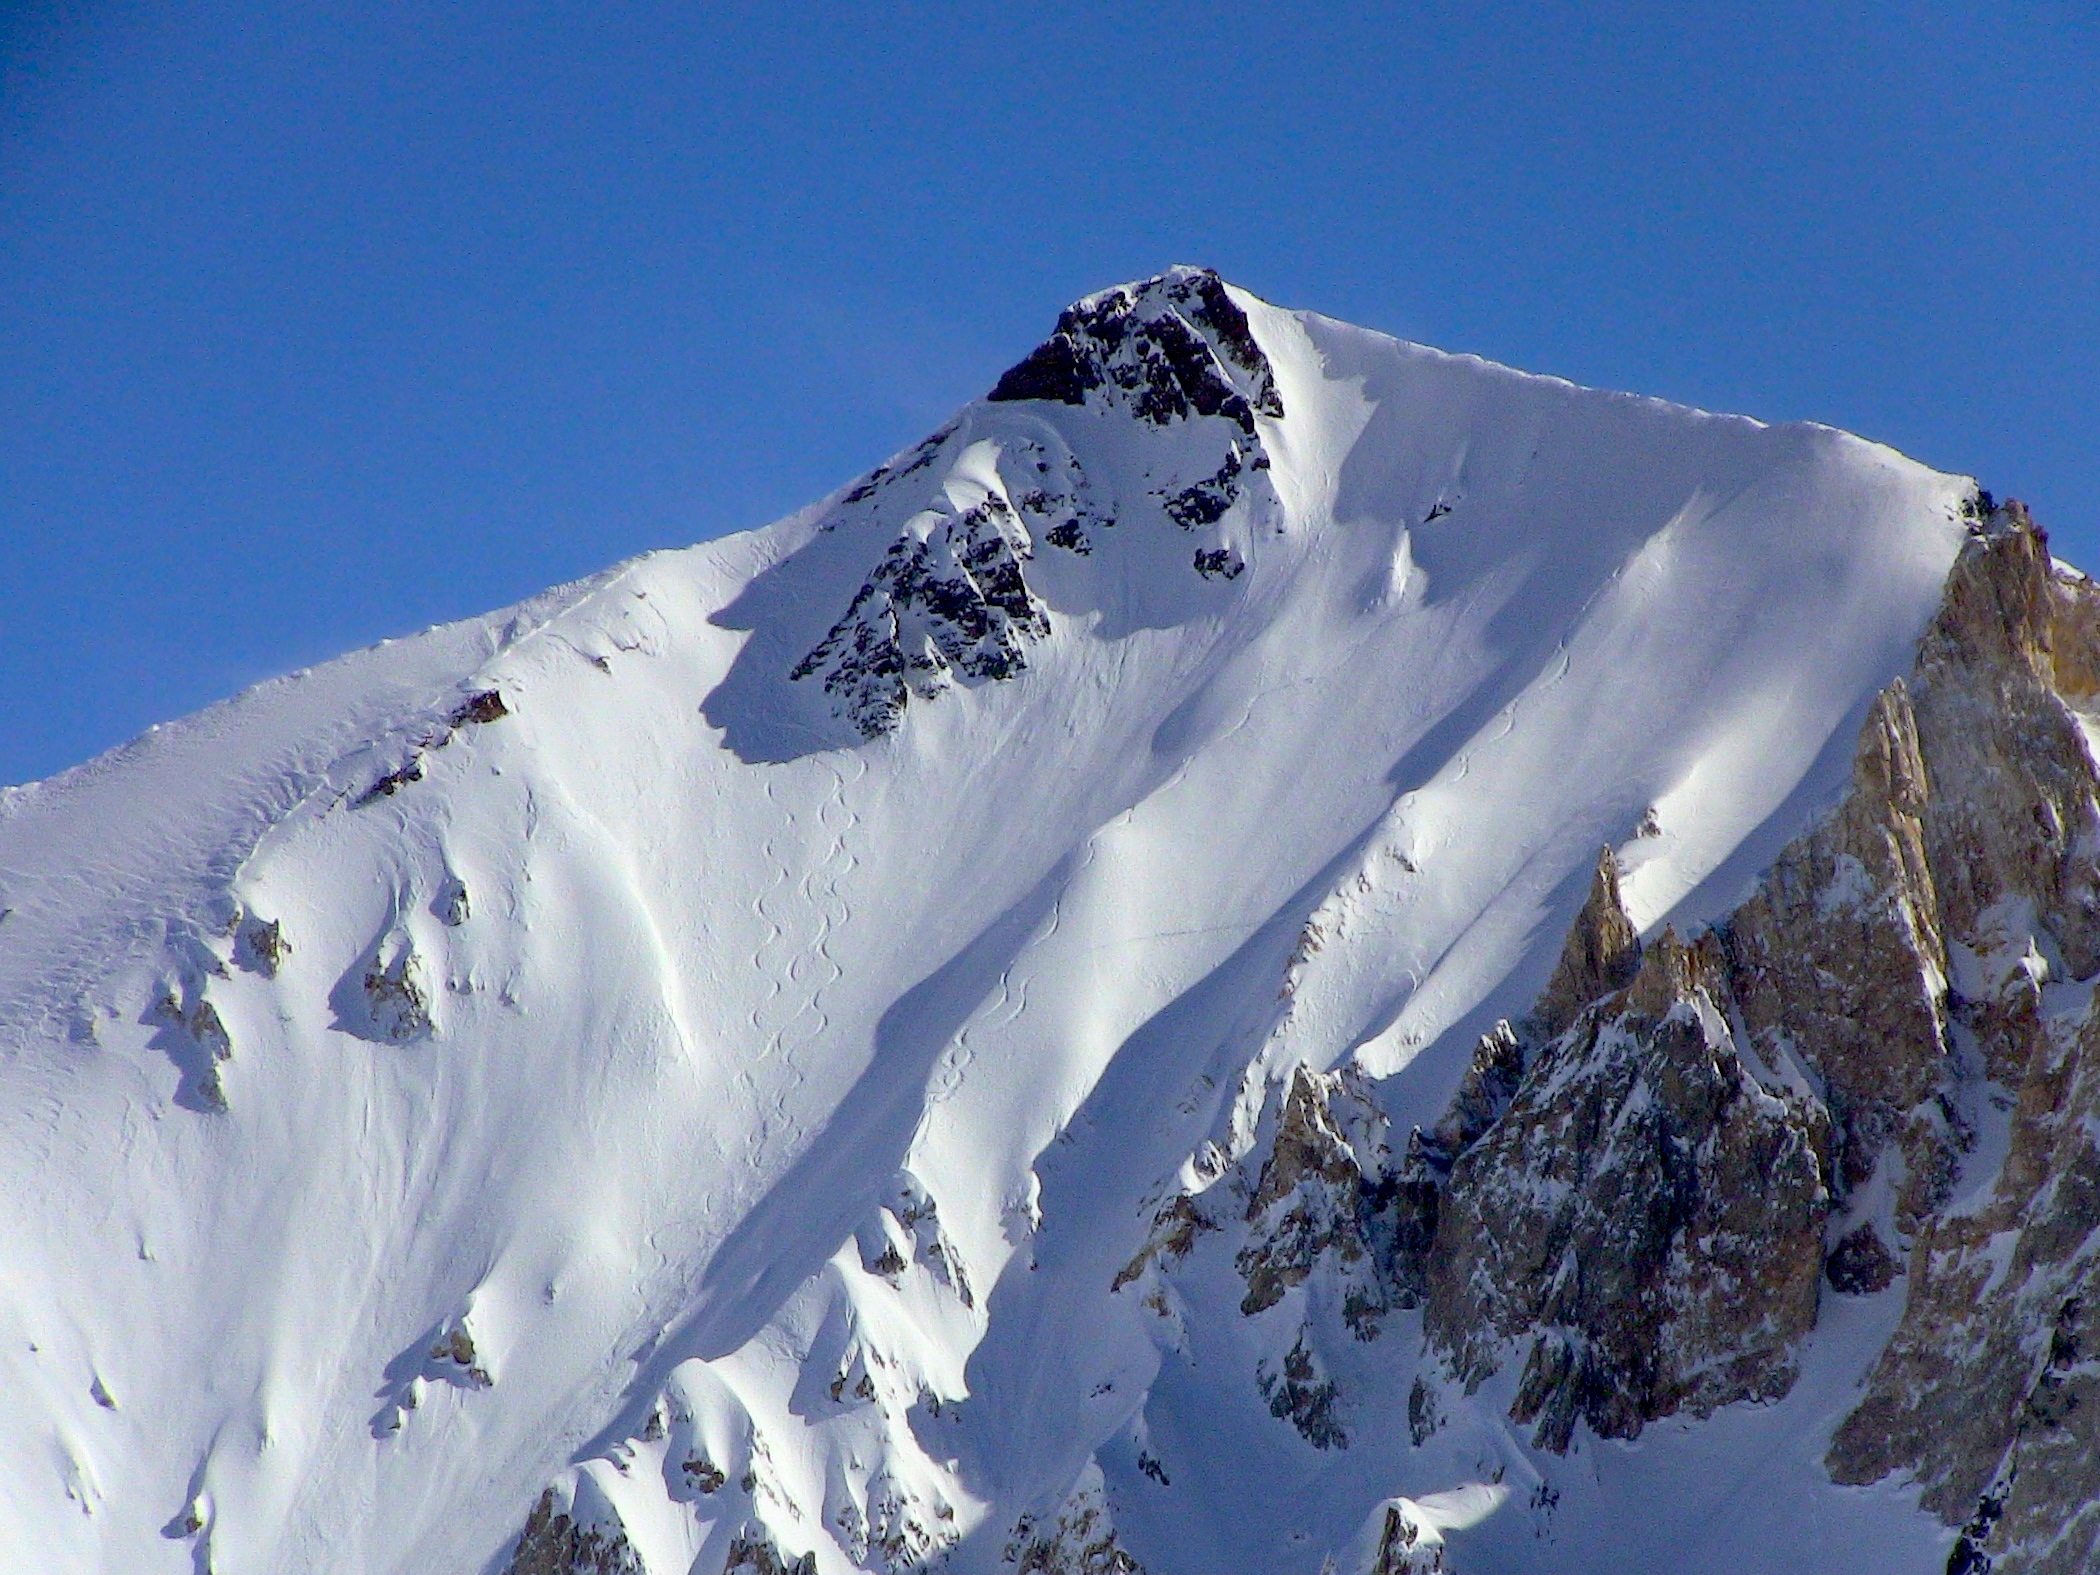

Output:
xmin=0 ymin=270 xmax=1972 ymax=1574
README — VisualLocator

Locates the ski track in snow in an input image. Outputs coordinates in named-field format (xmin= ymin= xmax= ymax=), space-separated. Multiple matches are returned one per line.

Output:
xmin=933 ymin=827 xmax=1105 ymax=1106
xmin=743 ymin=750 xmax=864 ymax=1160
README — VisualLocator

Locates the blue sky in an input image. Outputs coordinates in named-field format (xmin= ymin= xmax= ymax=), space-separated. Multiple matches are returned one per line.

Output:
xmin=3 ymin=1 xmax=2095 ymax=785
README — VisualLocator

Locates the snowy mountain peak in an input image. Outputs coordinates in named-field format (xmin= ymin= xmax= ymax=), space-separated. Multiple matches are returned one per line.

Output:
xmin=1 ymin=273 xmax=2047 ymax=1575
xmin=706 ymin=271 xmax=1299 ymax=754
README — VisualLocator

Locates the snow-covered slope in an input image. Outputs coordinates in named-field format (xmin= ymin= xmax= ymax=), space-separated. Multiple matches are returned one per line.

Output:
xmin=0 ymin=269 xmax=1981 ymax=1574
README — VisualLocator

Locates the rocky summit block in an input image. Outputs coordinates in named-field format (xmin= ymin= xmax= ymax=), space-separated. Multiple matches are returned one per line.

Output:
xmin=783 ymin=268 xmax=1284 ymax=743
xmin=988 ymin=265 xmax=1284 ymax=432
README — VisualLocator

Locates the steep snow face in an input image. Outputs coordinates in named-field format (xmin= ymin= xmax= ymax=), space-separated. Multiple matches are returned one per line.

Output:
xmin=0 ymin=270 xmax=1970 ymax=1575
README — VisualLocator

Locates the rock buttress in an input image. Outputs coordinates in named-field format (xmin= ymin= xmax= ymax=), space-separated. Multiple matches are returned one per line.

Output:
xmin=1425 ymin=930 xmax=1829 ymax=1451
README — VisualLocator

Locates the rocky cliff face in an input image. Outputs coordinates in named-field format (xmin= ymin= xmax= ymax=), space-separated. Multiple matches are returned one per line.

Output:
xmin=1427 ymin=923 xmax=1830 ymax=1452
xmin=1813 ymin=512 xmax=2100 ymax=1575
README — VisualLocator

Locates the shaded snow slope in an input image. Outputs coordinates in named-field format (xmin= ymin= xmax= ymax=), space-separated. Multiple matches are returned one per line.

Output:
xmin=0 ymin=270 xmax=1971 ymax=1574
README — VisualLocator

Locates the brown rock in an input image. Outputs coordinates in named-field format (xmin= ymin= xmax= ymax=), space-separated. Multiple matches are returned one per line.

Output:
xmin=1236 ymin=1066 xmax=1379 ymax=1318
xmin=505 ymin=1490 xmax=641 ymax=1575
xmin=1825 ymin=1224 xmax=1900 ymax=1296
xmin=1533 ymin=848 xmax=1642 ymax=1040
xmin=1425 ymin=950 xmax=1829 ymax=1451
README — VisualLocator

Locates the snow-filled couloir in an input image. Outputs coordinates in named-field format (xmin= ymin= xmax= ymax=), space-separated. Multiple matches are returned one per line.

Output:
xmin=0 ymin=268 xmax=2015 ymax=1574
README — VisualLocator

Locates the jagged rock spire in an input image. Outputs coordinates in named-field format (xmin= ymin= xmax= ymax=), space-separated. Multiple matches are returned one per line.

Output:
xmin=1533 ymin=846 xmax=1642 ymax=1038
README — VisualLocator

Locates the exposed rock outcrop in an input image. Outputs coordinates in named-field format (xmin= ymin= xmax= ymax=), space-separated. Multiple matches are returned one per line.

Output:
xmin=1427 ymin=926 xmax=1829 ymax=1451
xmin=790 ymin=495 xmax=1050 ymax=739
xmin=1257 ymin=1330 xmax=1348 ymax=1450
xmin=1237 ymin=1066 xmax=1385 ymax=1320
xmin=1213 ymin=864 xmax=1830 ymax=1456
xmin=1531 ymin=848 xmax=1643 ymax=1040
xmin=362 ymin=945 xmax=433 ymax=1042
xmin=152 ymin=985 xmax=235 ymax=1111
xmin=1403 ymin=508 xmax=2100 ymax=1567
xmin=1163 ymin=442 xmax=1252 ymax=530
xmin=1359 ymin=1501 xmax=1448 ymax=1575
xmin=855 ymin=1170 xmax=975 ymax=1308
xmin=155 ymin=990 xmax=233 ymax=1068
xmin=428 ymin=1322 xmax=492 ymax=1389
xmin=435 ymin=876 xmax=471 ymax=927
xmin=352 ymin=688 xmax=509 ymax=808
xmin=505 ymin=1489 xmax=643 ymax=1575
xmin=723 ymin=1530 xmax=818 ymax=1575
xmin=233 ymin=912 xmax=288 ymax=976
xmin=782 ymin=268 xmax=1285 ymax=741
xmin=1808 ymin=513 xmax=2100 ymax=1574
xmin=1004 ymin=1464 xmax=1146 ymax=1575
xmin=1112 ymin=1192 xmax=1219 ymax=1303
xmin=987 ymin=266 xmax=1283 ymax=433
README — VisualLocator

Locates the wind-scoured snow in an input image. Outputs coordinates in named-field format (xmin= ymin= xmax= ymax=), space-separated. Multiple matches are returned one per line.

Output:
xmin=0 ymin=272 xmax=1970 ymax=1573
